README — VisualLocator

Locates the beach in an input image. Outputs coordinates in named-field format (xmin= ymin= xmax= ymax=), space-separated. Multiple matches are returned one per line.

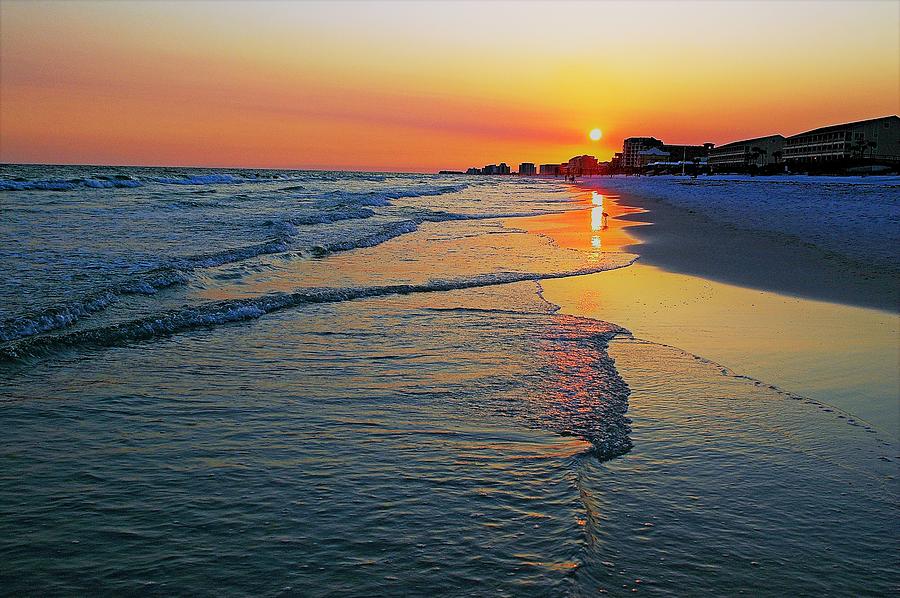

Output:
xmin=518 ymin=177 xmax=900 ymax=439
xmin=1 ymin=167 xmax=897 ymax=596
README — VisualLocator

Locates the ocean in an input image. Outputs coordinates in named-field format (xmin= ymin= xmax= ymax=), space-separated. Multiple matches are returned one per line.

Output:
xmin=1 ymin=166 xmax=896 ymax=596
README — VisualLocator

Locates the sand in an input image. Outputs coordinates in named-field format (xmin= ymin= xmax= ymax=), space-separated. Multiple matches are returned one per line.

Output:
xmin=510 ymin=183 xmax=900 ymax=440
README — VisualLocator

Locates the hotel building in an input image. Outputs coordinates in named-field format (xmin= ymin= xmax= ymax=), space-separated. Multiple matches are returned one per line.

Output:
xmin=566 ymin=155 xmax=600 ymax=176
xmin=782 ymin=116 xmax=900 ymax=164
xmin=622 ymin=137 xmax=664 ymax=169
xmin=637 ymin=147 xmax=671 ymax=167
xmin=623 ymin=138 xmax=712 ymax=170
xmin=539 ymin=163 xmax=561 ymax=175
xmin=708 ymin=135 xmax=785 ymax=170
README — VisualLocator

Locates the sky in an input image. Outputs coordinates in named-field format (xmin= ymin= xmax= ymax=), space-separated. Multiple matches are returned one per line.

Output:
xmin=1 ymin=0 xmax=898 ymax=172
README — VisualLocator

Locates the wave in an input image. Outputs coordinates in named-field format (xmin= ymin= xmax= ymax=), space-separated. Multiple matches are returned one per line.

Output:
xmin=81 ymin=178 xmax=143 ymax=189
xmin=0 ymin=269 xmax=189 ymax=343
xmin=532 ymin=315 xmax=633 ymax=460
xmin=171 ymin=239 xmax=290 ymax=269
xmin=415 ymin=208 xmax=569 ymax=223
xmin=271 ymin=207 xmax=377 ymax=226
xmin=0 ymin=239 xmax=288 ymax=343
xmin=316 ymin=184 xmax=469 ymax=207
xmin=153 ymin=173 xmax=309 ymax=185
xmin=0 ymin=262 xmax=638 ymax=461
xmin=0 ymin=172 xmax=314 ymax=191
xmin=0 ymin=216 xmax=420 ymax=342
xmin=0 ymin=260 xmax=636 ymax=363
xmin=154 ymin=174 xmax=244 ymax=185
xmin=0 ymin=178 xmax=143 ymax=191
xmin=0 ymin=196 xmax=580 ymax=344
xmin=310 ymin=220 xmax=420 ymax=255
xmin=273 ymin=203 xmax=569 ymax=232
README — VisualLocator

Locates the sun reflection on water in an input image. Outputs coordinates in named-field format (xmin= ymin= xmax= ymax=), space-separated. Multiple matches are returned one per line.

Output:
xmin=590 ymin=192 xmax=607 ymax=234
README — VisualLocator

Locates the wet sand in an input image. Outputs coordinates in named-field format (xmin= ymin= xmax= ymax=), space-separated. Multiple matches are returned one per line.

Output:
xmin=510 ymin=184 xmax=900 ymax=440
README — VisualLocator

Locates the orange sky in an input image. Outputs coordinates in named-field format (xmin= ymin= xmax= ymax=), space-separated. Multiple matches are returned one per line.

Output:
xmin=1 ymin=0 xmax=898 ymax=172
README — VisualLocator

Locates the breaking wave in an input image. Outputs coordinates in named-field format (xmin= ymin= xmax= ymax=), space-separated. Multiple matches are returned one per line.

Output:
xmin=0 ymin=239 xmax=290 ymax=343
xmin=0 ymin=269 xmax=636 ymax=460
xmin=0 ymin=261 xmax=636 ymax=363
xmin=415 ymin=209 xmax=570 ymax=222
xmin=1 ymin=202 xmax=586 ymax=343
xmin=0 ymin=177 xmax=143 ymax=191
xmin=272 ymin=207 xmax=377 ymax=226
xmin=309 ymin=220 xmax=420 ymax=254
xmin=0 ymin=269 xmax=189 ymax=343
xmin=154 ymin=174 xmax=244 ymax=185
xmin=316 ymin=184 xmax=469 ymax=207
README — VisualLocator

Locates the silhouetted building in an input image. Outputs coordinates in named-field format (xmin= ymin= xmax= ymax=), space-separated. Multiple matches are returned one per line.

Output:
xmin=498 ymin=162 xmax=511 ymax=175
xmin=566 ymin=155 xmax=600 ymax=176
xmin=624 ymin=138 xmax=713 ymax=170
xmin=610 ymin=152 xmax=623 ymax=172
xmin=518 ymin=162 xmax=536 ymax=175
xmin=638 ymin=147 xmax=671 ymax=167
xmin=466 ymin=167 xmax=481 ymax=175
xmin=661 ymin=143 xmax=714 ymax=163
xmin=709 ymin=135 xmax=785 ymax=170
xmin=623 ymin=137 xmax=664 ymax=169
xmin=783 ymin=116 xmax=900 ymax=164
xmin=539 ymin=163 xmax=561 ymax=175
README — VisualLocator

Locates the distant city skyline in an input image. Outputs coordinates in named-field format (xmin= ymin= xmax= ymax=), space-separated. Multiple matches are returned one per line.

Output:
xmin=1 ymin=1 xmax=897 ymax=171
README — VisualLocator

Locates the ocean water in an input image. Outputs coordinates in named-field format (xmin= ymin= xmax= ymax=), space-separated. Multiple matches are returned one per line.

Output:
xmin=1 ymin=166 xmax=896 ymax=596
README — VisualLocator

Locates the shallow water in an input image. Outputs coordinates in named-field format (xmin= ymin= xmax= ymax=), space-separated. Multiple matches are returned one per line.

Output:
xmin=1 ymin=167 xmax=896 ymax=596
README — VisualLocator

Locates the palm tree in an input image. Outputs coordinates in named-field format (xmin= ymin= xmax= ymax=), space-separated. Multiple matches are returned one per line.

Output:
xmin=747 ymin=147 xmax=766 ymax=171
xmin=852 ymin=139 xmax=877 ymax=159
xmin=863 ymin=140 xmax=876 ymax=159
xmin=753 ymin=147 xmax=767 ymax=166
xmin=744 ymin=149 xmax=755 ymax=168
xmin=772 ymin=150 xmax=783 ymax=164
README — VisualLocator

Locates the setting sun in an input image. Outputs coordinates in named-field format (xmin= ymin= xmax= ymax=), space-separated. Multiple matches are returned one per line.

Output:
xmin=589 ymin=128 xmax=603 ymax=141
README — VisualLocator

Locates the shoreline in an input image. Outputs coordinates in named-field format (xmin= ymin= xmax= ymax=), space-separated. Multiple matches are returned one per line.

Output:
xmin=608 ymin=187 xmax=897 ymax=314
xmin=514 ymin=182 xmax=899 ymax=440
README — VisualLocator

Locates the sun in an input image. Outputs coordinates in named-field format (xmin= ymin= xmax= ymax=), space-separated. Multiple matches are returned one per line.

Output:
xmin=589 ymin=128 xmax=603 ymax=141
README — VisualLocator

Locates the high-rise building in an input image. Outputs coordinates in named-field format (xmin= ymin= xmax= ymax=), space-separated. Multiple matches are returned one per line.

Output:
xmin=622 ymin=137 xmax=664 ymax=169
xmin=518 ymin=162 xmax=536 ymax=175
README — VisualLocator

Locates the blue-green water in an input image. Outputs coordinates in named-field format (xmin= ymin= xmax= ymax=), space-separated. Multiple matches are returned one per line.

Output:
xmin=1 ymin=166 xmax=896 ymax=596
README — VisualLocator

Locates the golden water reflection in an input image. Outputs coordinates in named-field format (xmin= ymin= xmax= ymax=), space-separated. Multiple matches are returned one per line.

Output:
xmin=590 ymin=192 xmax=607 ymax=232
xmin=507 ymin=187 xmax=647 ymax=258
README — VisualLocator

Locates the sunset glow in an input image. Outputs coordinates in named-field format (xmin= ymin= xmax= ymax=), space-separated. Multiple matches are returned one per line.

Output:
xmin=1 ymin=0 xmax=898 ymax=171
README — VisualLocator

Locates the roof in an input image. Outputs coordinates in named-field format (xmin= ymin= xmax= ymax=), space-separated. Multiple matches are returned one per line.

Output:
xmin=789 ymin=115 xmax=899 ymax=138
xmin=713 ymin=134 xmax=785 ymax=151
xmin=639 ymin=147 xmax=670 ymax=156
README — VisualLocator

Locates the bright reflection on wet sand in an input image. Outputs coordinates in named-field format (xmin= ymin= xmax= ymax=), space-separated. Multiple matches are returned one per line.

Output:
xmin=534 ymin=189 xmax=900 ymax=436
